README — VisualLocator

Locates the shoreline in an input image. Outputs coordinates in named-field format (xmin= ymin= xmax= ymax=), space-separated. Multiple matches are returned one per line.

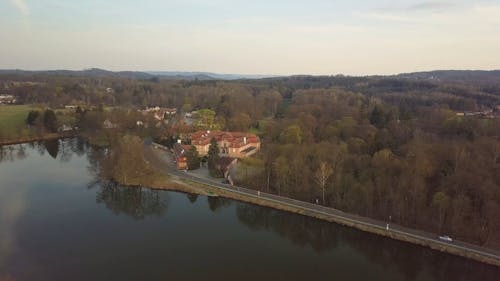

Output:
xmin=143 ymin=144 xmax=500 ymax=267
xmin=169 ymin=177 xmax=500 ymax=268
xmin=0 ymin=132 xmax=76 ymax=146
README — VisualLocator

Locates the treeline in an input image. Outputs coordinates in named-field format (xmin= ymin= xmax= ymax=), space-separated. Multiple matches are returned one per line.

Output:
xmin=3 ymin=73 xmax=499 ymax=117
xmin=234 ymin=89 xmax=500 ymax=248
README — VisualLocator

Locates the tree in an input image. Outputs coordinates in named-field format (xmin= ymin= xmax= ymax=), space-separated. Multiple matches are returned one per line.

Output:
xmin=195 ymin=109 xmax=217 ymax=129
xmin=187 ymin=145 xmax=200 ymax=170
xmin=314 ymin=162 xmax=334 ymax=204
xmin=370 ymin=105 xmax=386 ymax=128
xmin=280 ymin=124 xmax=303 ymax=144
xmin=43 ymin=109 xmax=58 ymax=133
xmin=100 ymin=135 xmax=168 ymax=186
xmin=273 ymin=156 xmax=290 ymax=196
xmin=182 ymin=103 xmax=192 ymax=113
xmin=207 ymin=137 xmax=221 ymax=177
xmin=432 ymin=191 xmax=450 ymax=232
xmin=228 ymin=113 xmax=252 ymax=131
xmin=26 ymin=110 xmax=40 ymax=126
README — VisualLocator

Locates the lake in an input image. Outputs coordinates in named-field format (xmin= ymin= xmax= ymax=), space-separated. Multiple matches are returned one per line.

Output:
xmin=0 ymin=138 xmax=499 ymax=281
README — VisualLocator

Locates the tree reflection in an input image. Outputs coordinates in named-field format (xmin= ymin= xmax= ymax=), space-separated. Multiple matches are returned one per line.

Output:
xmin=93 ymin=181 xmax=169 ymax=220
xmin=59 ymin=139 xmax=72 ymax=162
xmin=43 ymin=139 xmax=59 ymax=159
xmin=15 ymin=144 xmax=28 ymax=160
xmin=0 ymin=144 xmax=29 ymax=163
xmin=186 ymin=193 xmax=199 ymax=203
xmin=207 ymin=196 xmax=232 ymax=212
xmin=236 ymin=204 xmax=339 ymax=253
xmin=235 ymin=203 xmax=500 ymax=281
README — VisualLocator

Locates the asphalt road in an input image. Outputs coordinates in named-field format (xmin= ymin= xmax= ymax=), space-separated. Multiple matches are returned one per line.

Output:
xmin=148 ymin=143 xmax=500 ymax=265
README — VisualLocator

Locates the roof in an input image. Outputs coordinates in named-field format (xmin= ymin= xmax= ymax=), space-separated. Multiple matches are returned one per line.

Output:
xmin=173 ymin=143 xmax=191 ymax=157
xmin=191 ymin=130 xmax=260 ymax=148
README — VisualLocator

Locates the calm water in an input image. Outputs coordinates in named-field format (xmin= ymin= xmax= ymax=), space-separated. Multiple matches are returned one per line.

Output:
xmin=0 ymin=139 xmax=499 ymax=281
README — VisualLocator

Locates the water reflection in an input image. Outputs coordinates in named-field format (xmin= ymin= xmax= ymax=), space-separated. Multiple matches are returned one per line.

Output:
xmin=43 ymin=139 xmax=59 ymax=159
xmin=0 ymin=145 xmax=22 ymax=163
xmin=91 ymin=181 xmax=169 ymax=220
xmin=0 ymin=186 xmax=27 ymax=278
xmin=0 ymin=138 xmax=89 ymax=164
xmin=1 ymin=139 xmax=500 ymax=281
xmin=186 ymin=193 xmax=198 ymax=203
xmin=207 ymin=196 xmax=232 ymax=212
xmin=235 ymin=203 xmax=500 ymax=281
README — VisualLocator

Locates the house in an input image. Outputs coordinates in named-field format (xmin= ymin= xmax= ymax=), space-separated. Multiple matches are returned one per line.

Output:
xmin=173 ymin=142 xmax=191 ymax=170
xmin=0 ymin=95 xmax=16 ymax=104
xmin=65 ymin=105 xmax=78 ymax=110
xmin=139 ymin=107 xmax=177 ymax=121
xmin=190 ymin=130 xmax=261 ymax=158
xmin=58 ymin=124 xmax=73 ymax=132
xmin=165 ymin=108 xmax=177 ymax=116
xmin=103 ymin=119 xmax=117 ymax=129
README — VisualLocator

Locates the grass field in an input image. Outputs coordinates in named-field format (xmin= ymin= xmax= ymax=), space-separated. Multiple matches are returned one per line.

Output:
xmin=0 ymin=105 xmax=37 ymax=139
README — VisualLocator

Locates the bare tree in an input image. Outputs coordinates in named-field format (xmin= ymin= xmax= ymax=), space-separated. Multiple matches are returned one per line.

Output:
xmin=314 ymin=161 xmax=334 ymax=204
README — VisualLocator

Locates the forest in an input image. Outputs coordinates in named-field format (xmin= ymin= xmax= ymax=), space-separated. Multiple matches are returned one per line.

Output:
xmin=1 ymin=70 xmax=499 ymax=249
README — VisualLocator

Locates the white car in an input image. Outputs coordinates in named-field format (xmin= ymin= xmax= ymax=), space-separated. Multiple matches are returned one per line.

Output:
xmin=439 ymin=235 xmax=453 ymax=242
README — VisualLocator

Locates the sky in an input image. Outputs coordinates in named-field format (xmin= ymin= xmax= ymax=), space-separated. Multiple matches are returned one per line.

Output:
xmin=1 ymin=0 xmax=500 ymax=75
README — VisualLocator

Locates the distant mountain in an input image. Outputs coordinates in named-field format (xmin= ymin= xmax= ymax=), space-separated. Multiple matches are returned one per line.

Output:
xmin=0 ymin=69 xmax=278 ymax=81
xmin=0 ymin=68 xmax=153 ymax=80
xmin=397 ymin=70 xmax=500 ymax=85
xmin=1 ymin=68 xmax=498 ymax=83
xmin=148 ymin=71 xmax=278 ymax=80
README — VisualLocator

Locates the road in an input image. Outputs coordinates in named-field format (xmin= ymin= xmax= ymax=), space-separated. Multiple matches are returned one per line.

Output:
xmin=147 ymin=143 xmax=500 ymax=266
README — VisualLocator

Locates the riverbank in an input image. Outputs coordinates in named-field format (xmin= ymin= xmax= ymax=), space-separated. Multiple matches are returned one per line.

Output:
xmin=143 ymin=145 xmax=500 ymax=268
xmin=0 ymin=132 xmax=75 ymax=146
xmin=175 ymin=177 xmax=500 ymax=267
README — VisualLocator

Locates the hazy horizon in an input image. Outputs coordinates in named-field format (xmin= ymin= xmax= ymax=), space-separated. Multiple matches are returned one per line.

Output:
xmin=2 ymin=67 xmax=500 ymax=78
xmin=2 ymin=0 xmax=500 ymax=76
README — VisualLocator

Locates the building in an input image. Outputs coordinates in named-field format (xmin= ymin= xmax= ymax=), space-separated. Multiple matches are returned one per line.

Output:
xmin=140 ymin=107 xmax=177 ymax=121
xmin=173 ymin=142 xmax=191 ymax=170
xmin=103 ymin=119 xmax=117 ymax=129
xmin=58 ymin=124 xmax=73 ymax=132
xmin=190 ymin=130 xmax=261 ymax=158
xmin=0 ymin=95 xmax=16 ymax=104
xmin=65 ymin=105 xmax=78 ymax=110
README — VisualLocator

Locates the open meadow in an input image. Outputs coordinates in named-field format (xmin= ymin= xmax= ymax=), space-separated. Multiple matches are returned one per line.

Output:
xmin=0 ymin=105 xmax=35 ymax=139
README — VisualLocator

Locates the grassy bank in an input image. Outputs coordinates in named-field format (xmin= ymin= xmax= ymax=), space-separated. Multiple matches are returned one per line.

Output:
xmin=0 ymin=105 xmax=78 ymax=145
xmin=0 ymin=105 xmax=37 ymax=140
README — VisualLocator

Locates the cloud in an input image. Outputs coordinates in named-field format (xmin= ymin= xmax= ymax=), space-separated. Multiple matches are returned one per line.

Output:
xmin=408 ymin=2 xmax=455 ymax=12
xmin=9 ymin=0 xmax=30 ymax=16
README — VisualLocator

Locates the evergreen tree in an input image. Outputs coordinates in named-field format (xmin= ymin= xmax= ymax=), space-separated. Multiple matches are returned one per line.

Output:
xmin=43 ymin=109 xmax=58 ymax=133
xmin=207 ymin=137 xmax=221 ymax=177
xmin=370 ymin=105 xmax=386 ymax=128
xmin=26 ymin=110 xmax=40 ymax=126
xmin=187 ymin=145 xmax=200 ymax=170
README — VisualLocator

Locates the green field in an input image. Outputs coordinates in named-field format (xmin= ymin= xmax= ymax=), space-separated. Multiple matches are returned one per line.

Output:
xmin=0 ymin=105 xmax=36 ymax=139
